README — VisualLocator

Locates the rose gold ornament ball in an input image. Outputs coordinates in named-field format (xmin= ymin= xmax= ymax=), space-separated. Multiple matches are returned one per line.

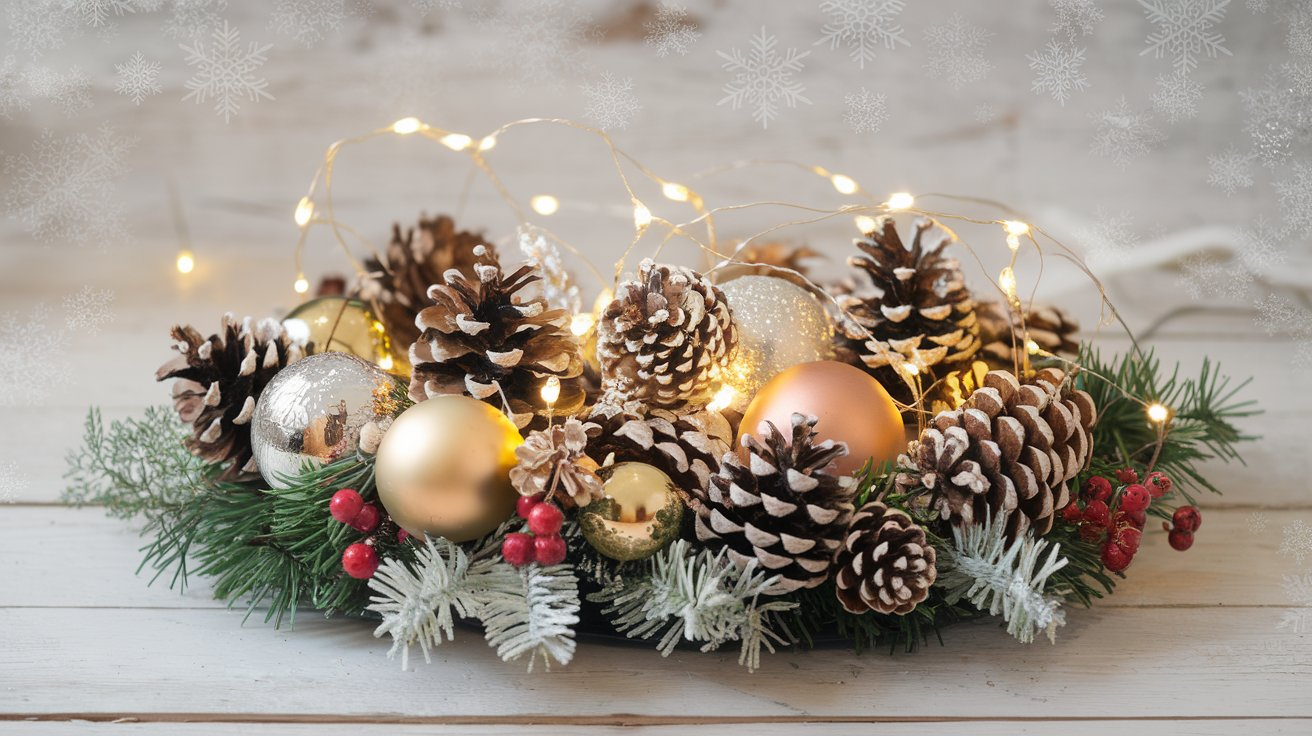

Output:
xmin=738 ymin=360 xmax=904 ymax=477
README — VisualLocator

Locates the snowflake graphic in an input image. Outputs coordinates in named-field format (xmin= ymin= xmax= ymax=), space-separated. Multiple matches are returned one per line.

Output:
xmin=1050 ymin=0 xmax=1104 ymax=41
xmin=114 ymin=51 xmax=162 ymax=105
xmin=270 ymin=0 xmax=345 ymax=48
xmin=974 ymin=103 xmax=997 ymax=124
xmin=1152 ymin=71 xmax=1204 ymax=122
xmin=1248 ymin=511 xmax=1270 ymax=534
xmin=1207 ymin=147 xmax=1255 ymax=194
xmin=644 ymin=2 xmax=700 ymax=58
xmin=1275 ymin=161 xmax=1312 ymax=233
xmin=26 ymin=65 xmax=92 ymax=116
xmin=1076 ymin=207 xmax=1141 ymax=263
xmin=1288 ymin=6 xmax=1312 ymax=56
xmin=581 ymin=72 xmax=641 ymax=131
xmin=1237 ymin=215 xmax=1291 ymax=274
xmin=474 ymin=0 xmax=595 ymax=89
xmin=1278 ymin=573 xmax=1312 ymax=634
xmin=409 ymin=0 xmax=462 ymax=14
xmin=0 ymin=56 xmax=30 ymax=119
xmin=1240 ymin=68 xmax=1312 ymax=169
xmin=61 ymin=285 xmax=117 ymax=332
xmin=815 ymin=0 xmax=909 ymax=69
xmin=719 ymin=27 xmax=811 ymax=130
xmin=3 ymin=126 xmax=135 ymax=246
xmin=1281 ymin=520 xmax=1312 ymax=565
xmin=6 ymin=0 xmax=72 ymax=58
xmin=164 ymin=0 xmax=227 ymax=40
xmin=1138 ymin=0 xmax=1232 ymax=75
xmin=1091 ymin=97 xmax=1164 ymax=169
xmin=0 ymin=460 xmax=28 ymax=503
xmin=1246 ymin=0 xmax=1268 ymax=11
xmin=923 ymin=13 xmax=993 ymax=91
xmin=180 ymin=21 xmax=274 ymax=123
xmin=0 ymin=303 xmax=71 ymax=407
xmin=1027 ymin=40 xmax=1090 ymax=105
xmin=1254 ymin=293 xmax=1312 ymax=367
xmin=71 ymin=0 xmax=137 ymax=29
xmin=843 ymin=87 xmax=887 ymax=134
xmin=1177 ymin=252 xmax=1254 ymax=300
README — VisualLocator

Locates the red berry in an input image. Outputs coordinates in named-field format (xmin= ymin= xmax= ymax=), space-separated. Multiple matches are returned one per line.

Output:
xmin=1061 ymin=502 xmax=1084 ymax=524
xmin=1101 ymin=542 xmax=1133 ymax=572
xmin=396 ymin=529 xmax=411 ymax=543
xmin=1081 ymin=476 xmax=1113 ymax=503
xmin=329 ymin=489 xmax=364 ymax=524
xmin=1145 ymin=471 xmax=1173 ymax=498
xmin=1168 ymin=529 xmax=1195 ymax=551
xmin=502 ymin=532 xmax=536 ymax=566
xmin=1083 ymin=499 xmax=1111 ymax=528
xmin=517 ymin=493 xmax=545 ymax=519
xmin=527 ymin=502 xmax=564 ymax=536
xmin=1120 ymin=508 xmax=1147 ymax=529
xmin=1119 ymin=484 xmax=1151 ymax=513
xmin=1115 ymin=526 xmax=1143 ymax=555
xmin=349 ymin=504 xmax=381 ymax=533
xmin=1115 ymin=468 xmax=1139 ymax=484
xmin=534 ymin=534 xmax=567 ymax=565
xmin=1172 ymin=505 xmax=1203 ymax=533
xmin=1079 ymin=524 xmax=1106 ymax=544
xmin=342 ymin=543 xmax=379 ymax=579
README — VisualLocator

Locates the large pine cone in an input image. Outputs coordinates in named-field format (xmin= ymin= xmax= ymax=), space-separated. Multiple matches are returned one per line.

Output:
xmin=896 ymin=368 xmax=1097 ymax=540
xmin=837 ymin=216 xmax=979 ymax=395
xmin=596 ymin=259 xmax=737 ymax=411
xmin=408 ymin=245 xmax=584 ymax=429
xmin=834 ymin=501 xmax=937 ymax=615
xmin=694 ymin=413 xmax=856 ymax=595
xmin=156 ymin=314 xmax=308 ymax=480
xmin=359 ymin=214 xmax=490 ymax=349
xmin=585 ymin=400 xmax=733 ymax=501
xmin=976 ymin=300 xmax=1080 ymax=371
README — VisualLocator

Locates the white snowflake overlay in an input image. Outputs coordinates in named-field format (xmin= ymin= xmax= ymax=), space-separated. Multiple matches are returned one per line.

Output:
xmin=644 ymin=3 xmax=700 ymax=58
xmin=1207 ymin=147 xmax=1255 ymax=194
xmin=815 ymin=0 xmax=909 ymax=69
xmin=1281 ymin=520 xmax=1312 ymax=564
xmin=0 ymin=56 xmax=31 ymax=119
xmin=114 ymin=52 xmax=162 ymax=105
xmin=1255 ymin=293 xmax=1312 ymax=368
xmin=180 ymin=21 xmax=274 ymax=123
xmin=1139 ymin=0 xmax=1233 ymax=75
xmin=1248 ymin=512 xmax=1270 ymax=534
xmin=62 ymin=285 xmax=117 ymax=331
xmin=923 ymin=13 xmax=993 ymax=90
xmin=1091 ymin=97 xmax=1165 ymax=168
xmin=719 ymin=27 xmax=811 ymax=130
xmin=581 ymin=72 xmax=641 ymax=131
xmin=974 ymin=103 xmax=997 ymax=124
xmin=1152 ymin=71 xmax=1204 ymax=122
xmin=3 ymin=126 xmax=135 ymax=246
xmin=1050 ymin=0 xmax=1104 ymax=41
xmin=0 ymin=287 xmax=117 ymax=407
xmin=270 ymin=0 xmax=345 ymax=48
xmin=1076 ymin=207 xmax=1141 ymax=263
xmin=474 ymin=0 xmax=595 ymax=89
xmin=1027 ymin=41 xmax=1090 ymax=105
xmin=1274 ymin=161 xmax=1312 ymax=234
xmin=25 ymin=65 xmax=92 ymax=116
xmin=843 ymin=87 xmax=887 ymax=134
xmin=164 ymin=0 xmax=228 ymax=41
xmin=0 ymin=460 xmax=28 ymax=503
xmin=1278 ymin=573 xmax=1312 ymax=634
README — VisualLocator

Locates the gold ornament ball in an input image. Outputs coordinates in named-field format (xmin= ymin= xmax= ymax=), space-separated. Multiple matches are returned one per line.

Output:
xmin=739 ymin=360 xmax=904 ymax=477
xmin=283 ymin=296 xmax=408 ymax=374
xmin=374 ymin=395 xmax=523 ymax=542
xmin=717 ymin=275 xmax=834 ymax=411
xmin=579 ymin=462 xmax=684 ymax=561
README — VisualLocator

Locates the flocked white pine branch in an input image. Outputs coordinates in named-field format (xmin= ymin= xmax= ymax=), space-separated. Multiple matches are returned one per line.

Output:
xmin=590 ymin=539 xmax=796 ymax=671
xmin=938 ymin=512 xmax=1069 ymax=644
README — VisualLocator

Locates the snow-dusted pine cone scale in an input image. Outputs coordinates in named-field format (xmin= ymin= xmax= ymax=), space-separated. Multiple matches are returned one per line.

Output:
xmin=834 ymin=501 xmax=937 ymax=615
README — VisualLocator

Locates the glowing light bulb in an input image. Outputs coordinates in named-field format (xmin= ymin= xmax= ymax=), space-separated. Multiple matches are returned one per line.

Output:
xmin=378 ymin=354 xmax=394 ymax=371
xmin=294 ymin=197 xmax=314 ymax=227
xmin=886 ymin=192 xmax=915 ymax=211
xmin=1146 ymin=402 xmax=1170 ymax=423
xmin=593 ymin=289 xmax=614 ymax=314
xmin=478 ymin=135 xmax=497 ymax=151
xmin=707 ymin=384 xmax=736 ymax=412
xmin=831 ymin=174 xmax=858 ymax=195
xmin=1004 ymin=220 xmax=1030 ymax=236
xmin=854 ymin=215 xmax=877 ymax=232
xmin=1006 ymin=234 xmax=1021 ymax=251
xmin=998 ymin=266 xmax=1017 ymax=297
xmin=570 ymin=312 xmax=595 ymax=336
xmin=294 ymin=275 xmax=310 ymax=294
xmin=1026 ymin=339 xmax=1040 ymax=355
xmin=662 ymin=182 xmax=690 ymax=202
xmin=530 ymin=195 xmax=560 ymax=216
xmin=902 ymin=362 xmax=921 ymax=376
xmin=633 ymin=203 xmax=652 ymax=228
xmin=440 ymin=133 xmax=472 ymax=151
xmin=176 ymin=251 xmax=195 ymax=274
xmin=391 ymin=117 xmax=422 ymax=135
xmin=540 ymin=375 xmax=561 ymax=406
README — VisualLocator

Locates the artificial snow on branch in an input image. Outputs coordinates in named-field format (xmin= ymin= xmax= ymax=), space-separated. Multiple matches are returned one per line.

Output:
xmin=590 ymin=539 xmax=796 ymax=671
xmin=938 ymin=511 xmax=1069 ymax=644
xmin=367 ymin=536 xmax=478 ymax=669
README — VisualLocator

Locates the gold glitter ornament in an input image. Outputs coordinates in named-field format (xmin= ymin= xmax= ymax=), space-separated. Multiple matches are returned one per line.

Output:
xmin=579 ymin=462 xmax=684 ymax=561
xmin=283 ymin=296 xmax=407 ymax=374
xmin=717 ymin=276 xmax=835 ymax=411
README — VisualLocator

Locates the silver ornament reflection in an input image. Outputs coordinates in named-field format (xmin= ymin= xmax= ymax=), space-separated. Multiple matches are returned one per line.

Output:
xmin=251 ymin=352 xmax=400 ymax=488
xmin=718 ymin=275 xmax=835 ymax=411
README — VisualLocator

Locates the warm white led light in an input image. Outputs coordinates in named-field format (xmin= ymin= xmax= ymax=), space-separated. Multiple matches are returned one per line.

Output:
xmin=831 ymin=174 xmax=858 ymax=195
xmin=391 ymin=117 xmax=422 ymax=135
xmin=886 ymin=192 xmax=915 ymax=210
xmin=530 ymin=195 xmax=560 ymax=216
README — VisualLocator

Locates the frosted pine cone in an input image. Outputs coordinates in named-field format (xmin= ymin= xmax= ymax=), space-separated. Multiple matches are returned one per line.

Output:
xmin=976 ymin=299 xmax=1080 ymax=371
xmin=585 ymin=400 xmax=734 ymax=501
xmin=510 ymin=418 xmax=604 ymax=509
xmin=834 ymin=501 xmax=937 ymax=615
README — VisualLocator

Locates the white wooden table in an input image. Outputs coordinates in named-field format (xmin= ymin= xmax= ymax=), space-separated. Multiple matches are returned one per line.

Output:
xmin=3 ymin=1 xmax=1310 ymax=733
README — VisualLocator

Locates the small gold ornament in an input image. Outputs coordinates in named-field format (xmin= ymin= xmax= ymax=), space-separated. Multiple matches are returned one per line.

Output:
xmin=579 ymin=462 xmax=684 ymax=561
xmin=283 ymin=296 xmax=408 ymax=374
xmin=717 ymin=275 xmax=835 ymax=411
xmin=374 ymin=395 xmax=522 ymax=542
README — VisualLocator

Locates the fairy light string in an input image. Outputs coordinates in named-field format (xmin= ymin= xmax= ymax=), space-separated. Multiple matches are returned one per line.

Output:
xmin=286 ymin=116 xmax=1167 ymax=436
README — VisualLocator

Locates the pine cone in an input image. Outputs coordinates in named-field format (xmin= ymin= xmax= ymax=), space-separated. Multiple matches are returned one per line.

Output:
xmin=733 ymin=240 xmax=822 ymax=277
xmin=510 ymin=418 xmax=604 ymax=509
xmin=694 ymin=413 xmax=856 ymax=595
xmin=156 ymin=313 xmax=308 ymax=480
xmin=409 ymin=245 xmax=585 ymax=429
xmin=896 ymin=368 xmax=1097 ymax=540
xmin=585 ymin=400 xmax=734 ymax=501
xmin=596 ymin=259 xmax=737 ymax=411
xmin=837 ymin=216 xmax=979 ymax=393
xmin=834 ymin=501 xmax=937 ymax=615
xmin=359 ymin=214 xmax=490 ymax=349
xmin=976 ymin=300 xmax=1080 ymax=371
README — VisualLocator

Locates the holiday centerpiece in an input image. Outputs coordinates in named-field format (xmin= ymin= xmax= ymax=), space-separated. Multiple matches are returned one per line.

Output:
xmin=65 ymin=119 xmax=1257 ymax=671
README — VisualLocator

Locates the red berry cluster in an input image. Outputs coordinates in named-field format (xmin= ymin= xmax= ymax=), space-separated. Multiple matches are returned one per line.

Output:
xmin=1061 ymin=468 xmax=1172 ymax=573
xmin=1164 ymin=506 xmax=1202 ymax=550
xmin=501 ymin=493 xmax=567 ymax=567
xmin=330 ymin=488 xmax=384 ymax=579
